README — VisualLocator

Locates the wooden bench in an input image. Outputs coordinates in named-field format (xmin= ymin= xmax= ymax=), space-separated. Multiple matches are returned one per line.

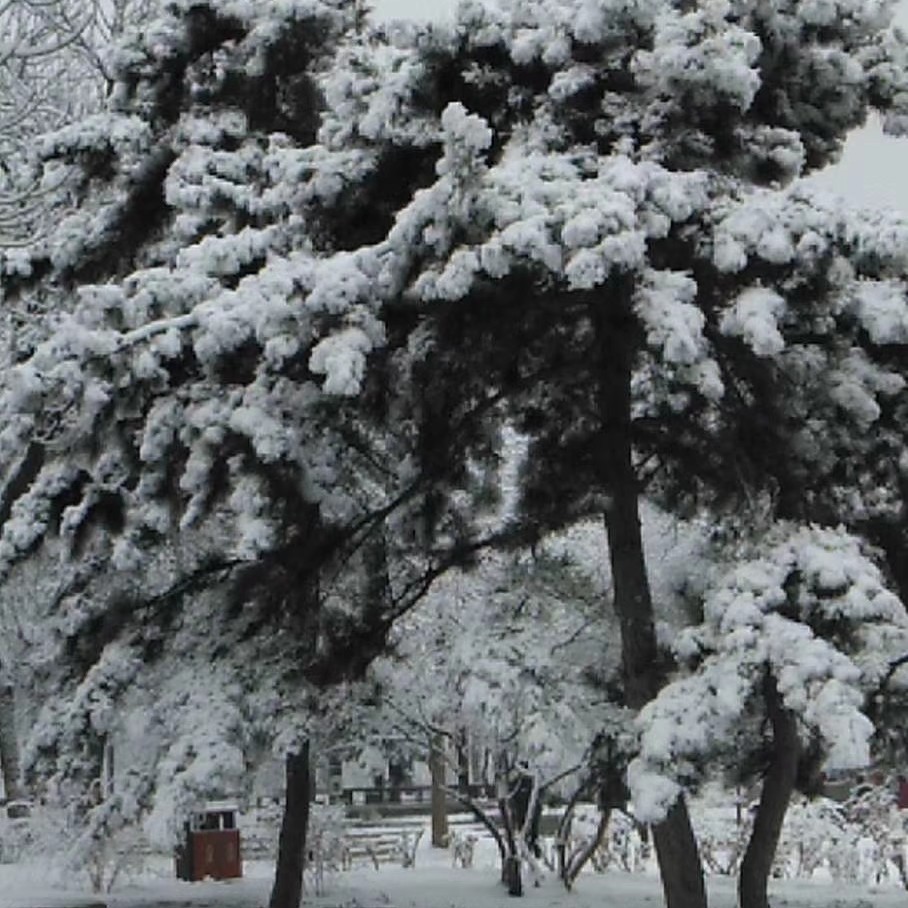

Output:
xmin=340 ymin=826 xmax=423 ymax=869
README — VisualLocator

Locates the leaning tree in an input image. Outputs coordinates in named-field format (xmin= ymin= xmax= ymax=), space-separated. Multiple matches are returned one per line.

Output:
xmin=0 ymin=1 xmax=508 ymax=904
xmin=629 ymin=524 xmax=908 ymax=908
xmin=293 ymin=2 xmax=908 ymax=906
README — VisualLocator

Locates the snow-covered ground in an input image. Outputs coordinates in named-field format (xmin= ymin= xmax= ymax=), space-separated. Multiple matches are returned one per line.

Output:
xmin=0 ymin=831 xmax=904 ymax=908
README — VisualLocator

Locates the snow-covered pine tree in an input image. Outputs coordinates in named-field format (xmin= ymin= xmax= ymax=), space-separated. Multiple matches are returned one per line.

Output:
xmin=629 ymin=154 xmax=908 ymax=908
xmin=628 ymin=524 xmax=908 ymax=908
xmin=642 ymin=184 xmax=908 ymax=615
xmin=6 ymin=2 xmax=908 ymax=906
xmin=0 ymin=1 xmax=503 ymax=903
xmin=0 ymin=0 xmax=506 ymax=654
xmin=300 ymin=3 xmax=908 ymax=907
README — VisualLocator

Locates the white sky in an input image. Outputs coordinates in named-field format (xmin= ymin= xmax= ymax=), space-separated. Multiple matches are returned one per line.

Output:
xmin=370 ymin=0 xmax=908 ymax=216
xmin=372 ymin=0 xmax=457 ymax=19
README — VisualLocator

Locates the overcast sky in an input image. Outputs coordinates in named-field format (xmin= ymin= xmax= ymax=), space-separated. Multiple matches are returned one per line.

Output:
xmin=370 ymin=0 xmax=908 ymax=216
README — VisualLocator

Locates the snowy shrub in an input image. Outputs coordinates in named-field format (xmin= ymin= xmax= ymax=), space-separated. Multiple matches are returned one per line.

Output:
xmin=691 ymin=785 xmax=908 ymax=886
xmin=839 ymin=779 xmax=908 ymax=887
xmin=774 ymin=798 xmax=853 ymax=881
xmin=9 ymin=797 xmax=149 ymax=893
xmin=601 ymin=810 xmax=652 ymax=874
xmin=305 ymin=802 xmax=349 ymax=894
xmin=0 ymin=813 xmax=33 ymax=865
xmin=691 ymin=797 xmax=750 ymax=878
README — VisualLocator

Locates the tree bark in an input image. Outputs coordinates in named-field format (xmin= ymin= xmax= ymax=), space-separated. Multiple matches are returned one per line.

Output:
xmin=456 ymin=728 xmax=471 ymax=793
xmin=446 ymin=787 xmax=508 ymax=866
xmin=268 ymin=742 xmax=312 ymax=908
xmin=499 ymin=801 xmax=523 ymax=896
xmin=651 ymin=802 xmax=707 ymax=908
xmin=0 ymin=674 xmax=23 ymax=807
xmin=738 ymin=675 xmax=800 ymax=908
xmin=429 ymin=733 xmax=449 ymax=847
xmin=563 ymin=806 xmax=610 ymax=890
xmin=595 ymin=295 xmax=707 ymax=908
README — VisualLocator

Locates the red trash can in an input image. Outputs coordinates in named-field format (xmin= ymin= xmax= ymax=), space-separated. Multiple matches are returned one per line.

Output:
xmin=176 ymin=801 xmax=243 ymax=881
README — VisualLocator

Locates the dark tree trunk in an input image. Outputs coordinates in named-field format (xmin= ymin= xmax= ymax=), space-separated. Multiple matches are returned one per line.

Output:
xmin=503 ymin=854 xmax=523 ymax=897
xmin=499 ymin=829 xmax=519 ymax=890
xmin=429 ymin=734 xmax=449 ymax=847
xmin=456 ymin=728 xmax=471 ymax=793
xmin=268 ymin=742 xmax=312 ymax=908
xmin=738 ymin=675 xmax=800 ymax=908
xmin=498 ymin=784 xmax=523 ymax=895
xmin=595 ymin=295 xmax=707 ymax=908
xmin=447 ymin=787 xmax=508 ymax=866
xmin=0 ymin=676 xmax=23 ymax=806
xmin=864 ymin=520 xmax=908 ymax=617
xmin=651 ymin=802 xmax=707 ymax=908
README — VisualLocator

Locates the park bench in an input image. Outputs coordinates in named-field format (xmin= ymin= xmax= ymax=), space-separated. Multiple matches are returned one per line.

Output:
xmin=339 ymin=826 xmax=423 ymax=869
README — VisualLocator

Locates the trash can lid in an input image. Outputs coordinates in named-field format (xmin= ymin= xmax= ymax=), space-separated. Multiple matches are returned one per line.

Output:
xmin=199 ymin=799 xmax=240 ymax=812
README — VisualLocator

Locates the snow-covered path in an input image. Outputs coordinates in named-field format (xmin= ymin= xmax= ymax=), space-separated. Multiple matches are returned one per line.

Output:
xmin=1 ymin=849 xmax=905 ymax=908
xmin=309 ymin=868 xmax=905 ymax=908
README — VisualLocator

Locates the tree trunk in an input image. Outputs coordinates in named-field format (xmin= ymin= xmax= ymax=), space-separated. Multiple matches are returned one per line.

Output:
xmin=563 ymin=805 xmax=610 ymax=890
xmin=738 ymin=675 xmax=800 ymax=908
xmin=456 ymin=728 xmax=471 ymax=793
xmin=503 ymin=854 xmax=523 ymax=896
xmin=497 ymin=771 xmax=523 ymax=896
xmin=447 ymin=787 xmax=508 ymax=866
xmin=429 ymin=733 xmax=449 ymax=847
xmin=651 ymin=802 xmax=707 ymax=908
xmin=268 ymin=742 xmax=312 ymax=908
xmin=595 ymin=296 xmax=707 ymax=908
xmin=0 ymin=676 xmax=23 ymax=806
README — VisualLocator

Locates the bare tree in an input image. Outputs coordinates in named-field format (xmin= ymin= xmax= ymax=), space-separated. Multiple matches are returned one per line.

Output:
xmin=0 ymin=0 xmax=158 ymax=245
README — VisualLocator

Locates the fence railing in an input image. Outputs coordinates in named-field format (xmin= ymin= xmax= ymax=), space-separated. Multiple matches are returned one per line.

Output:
xmin=328 ymin=783 xmax=498 ymax=806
